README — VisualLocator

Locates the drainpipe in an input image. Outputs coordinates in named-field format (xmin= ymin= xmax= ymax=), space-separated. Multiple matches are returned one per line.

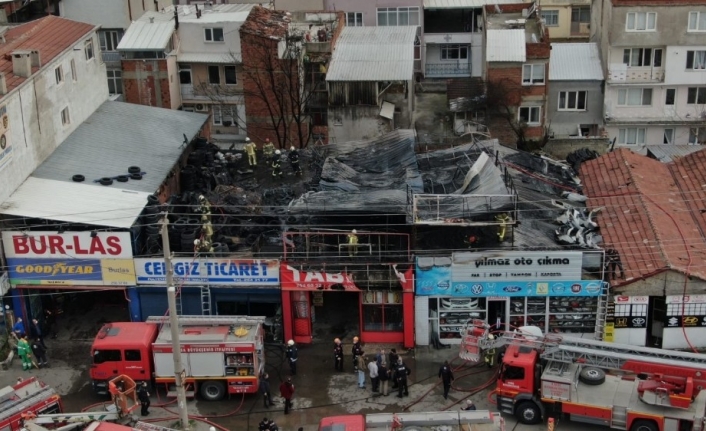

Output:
xmin=128 ymin=0 xmax=133 ymax=21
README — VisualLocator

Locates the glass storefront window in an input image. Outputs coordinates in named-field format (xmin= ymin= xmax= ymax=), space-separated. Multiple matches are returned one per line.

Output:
xmin=362 ymin=290 xmax=403 ymax=331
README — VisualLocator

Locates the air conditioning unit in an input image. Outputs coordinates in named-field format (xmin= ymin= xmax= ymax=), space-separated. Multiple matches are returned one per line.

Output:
xmin=195 ymin=104 xmax=208 ymax=112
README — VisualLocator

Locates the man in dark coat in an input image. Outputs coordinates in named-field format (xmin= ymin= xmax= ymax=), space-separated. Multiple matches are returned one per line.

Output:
xmin=438 ymin=360 xmax=454 ymax=399
xmin=279 ymin=377 xmax=295 ymax=414
xmin=394 ymin=358 xmax=410 ymax=398
xmin=333 ymin=338 xmax=344 ymax=371
xmin=30 ymin=338 xmax=48 ymax=368
xmin=389 ymin=348 xmax=400 ymax=389
xmin=137 ymin=382 xmax=150 ymax=416
xmin=259 ymin=373 xmax=272 ymax=408
xmin=286 ymin=340 xmax=298 ymax=376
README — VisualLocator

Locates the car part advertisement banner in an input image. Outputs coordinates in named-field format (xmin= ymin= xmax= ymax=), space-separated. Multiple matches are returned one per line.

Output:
xmin=415 ymin=253 xmax=603 ymax=297
xmin=2 ymin=231 xmax=135 ymax=286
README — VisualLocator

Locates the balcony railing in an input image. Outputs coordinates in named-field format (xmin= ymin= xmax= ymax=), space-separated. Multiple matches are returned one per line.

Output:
xmin=304 ymin=41 xmax=331 ymax=53
xmin=102 ymin=51 xmax=121 ymax=65
xmin=425 ymin=62 xmax=471 ymax=78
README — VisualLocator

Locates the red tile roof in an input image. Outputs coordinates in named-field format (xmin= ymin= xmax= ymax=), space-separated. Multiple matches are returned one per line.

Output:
xmin=0 ymin=15 xmax=96 ymax=95
xmin=580 ymin=148 xmax=706 ymax=285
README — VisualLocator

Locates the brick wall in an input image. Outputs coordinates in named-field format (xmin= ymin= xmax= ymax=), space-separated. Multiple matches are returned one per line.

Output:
xmin=121 ymin=59 xmax=171 ymax=108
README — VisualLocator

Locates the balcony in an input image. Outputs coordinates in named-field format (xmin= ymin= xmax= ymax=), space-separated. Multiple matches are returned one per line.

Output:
xmin=304 ymin=41 xmax=331 ymax=54
xmin=102 ymin=51 xmax=121 ymax=67
xmin=180 ymin=84 xmax=243 ymax=102
xmin=570 ymin=22 xmax=590 ymax=37
xmin=607 ymin=64 xmax=664 ymax=83
xmin=425 ymin=62 xmax=471 ymax=78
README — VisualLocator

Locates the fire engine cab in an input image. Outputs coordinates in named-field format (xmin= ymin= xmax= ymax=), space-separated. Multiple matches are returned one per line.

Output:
xmin=90 ymin=315 xmax=265 ymax=401
xmin=0 ymin=378 xmax=62 ymax=431
xmin=461 ymin=320 xmax=706 ymax=431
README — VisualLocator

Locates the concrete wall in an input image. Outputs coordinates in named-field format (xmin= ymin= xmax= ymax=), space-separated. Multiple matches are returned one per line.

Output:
xmin=59 ymin=0 xmax=173 ymax=28
xmin=322 ymin=0 xmax=423 ymax=28
xmin=613 ymin=270 xmax=706 ymax=298
xmin=539 ymin=0 xmax=591 ymax=40
xmin=604 ymin=4 xmax=706 ymax=48
xmin=177 ymin=20 xmax=243 ymax=57
xmin=0 ymin=31 xmax=109 ymax=203
xmin=122 ymin=58 xmax=173 ymax=108
xmin=664 ymin=45 xmax=706 ymax=85
xmin=327 ymin=105 xmax=390 ymax=142
xmin=547 ymin=80 xmax=603 ymax=137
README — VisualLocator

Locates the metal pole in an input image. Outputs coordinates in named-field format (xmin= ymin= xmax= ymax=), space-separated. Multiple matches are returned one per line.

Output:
xmin=161 ymin=214 xmax=191 ymax=431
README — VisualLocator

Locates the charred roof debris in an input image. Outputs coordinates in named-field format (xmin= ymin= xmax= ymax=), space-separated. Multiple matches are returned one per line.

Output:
xmin=136 ymin=131 xmax=604 ymax=271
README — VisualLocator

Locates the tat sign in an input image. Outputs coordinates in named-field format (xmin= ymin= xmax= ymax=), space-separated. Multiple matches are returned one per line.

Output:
xmin=280 ymin=265 xmax=359 ymax=291
xmin=2 ymin=231 xmax=136 ymax=286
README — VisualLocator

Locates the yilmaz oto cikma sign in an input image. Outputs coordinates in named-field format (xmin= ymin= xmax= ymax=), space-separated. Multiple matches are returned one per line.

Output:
xmin=2 ymin=231 xmax=136 ymax=286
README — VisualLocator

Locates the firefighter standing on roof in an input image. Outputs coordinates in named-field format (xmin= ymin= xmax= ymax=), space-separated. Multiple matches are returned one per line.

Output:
xmin=244 ymin=137 xmax=257 ymax=166
xmin=262 ymin=139 xmax=275 ymax=159
xmin=288 ymin=146 xmax=301 ymax=175
xmin=272 ymin=150 xmax=283 ymax=178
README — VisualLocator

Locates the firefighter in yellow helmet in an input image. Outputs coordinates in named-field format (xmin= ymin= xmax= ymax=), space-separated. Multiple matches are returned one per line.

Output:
xmin=262 ymin=138 xmax=275 ymax=159
xmin=244 ymin=137 xmax=257 ymax=166
xmin=347 ymin=229 xmax=359 ymax=256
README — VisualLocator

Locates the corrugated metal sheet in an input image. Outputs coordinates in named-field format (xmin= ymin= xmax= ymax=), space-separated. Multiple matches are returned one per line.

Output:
xmin=326 ymin=27 xmax=417 ymax=82
xmin=646 ymin=145 xmax=705 ymax=163
xmin=177 ymin=52 xmax=239 ymax=63
xmin=549 ymin=43 xmax=604 ymax=81
xmin=118 ymin=19 xmax=174 ymax=51
xmin=380 ymin=102 xmax=395 ymax=120
xmin=424 ymin=0 xmax=521 ymax=8
xmin=486 ymin=29 xmax=525 ymax=62
xmin=31 ymin=101 xmax=208 ymax=195
xmin=0 ymin=177 xmax=152 ymax=228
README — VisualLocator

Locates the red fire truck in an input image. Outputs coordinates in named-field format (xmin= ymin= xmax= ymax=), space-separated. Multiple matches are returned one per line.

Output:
xmin=460 ymin=320 xmax=706 ymax=431
xmin=0 ymin=377 xmax=62 ymax=431
xmin=90 ymin=315 xmax=266 ymax=401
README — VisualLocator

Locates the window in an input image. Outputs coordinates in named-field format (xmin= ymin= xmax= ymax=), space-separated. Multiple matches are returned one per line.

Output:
xmin=518 ymin=106 xmax=541 ymax=124
xmin=362 ymin=290 xmax=403 ymax=332
xmin=686 ymin=51 xmax=706 ymax=70
xmin=179 ymin=64 xmax=191 ymax=85
xmin=665 ymin=88 xmax=676 ymax=105
xmin=212 ymin=106 xmax=236 ymax=127
xmin=125 ymin=350 xmax=141 ymax=361
xmin=663 ymin=128 xmax=674 ymax=144
xmin=61 ymin=107 xmax=70 ymax=126
xmin=687 ymin=87 xmax=706 ymax=104
xmin=346 ymin=12 xmax=363 ymax=27
xmin=208 ymin=66 xmax=220 ymax=84
xmin=541 ymin=10 xmax=559 ymax=26
xmin=688 ymin=11 xmax=706 ymax=31
xmin=377 ymin=7 xmax=419 ymax=26
xmin=558 ymin=91 xmax=587 ymax=111
xmin=623 ymin=48 xmax=662 ymax=67
xmin=99 ymin=30 xmax=123 ymax=51
xmin=618 ymin=128 xmax=646 ymax=145
xmin=224 ymin=66 xmax=237 ymax=85
xmin=617 ymin=88 xmax=652 ymax=106
xmin=626 ymin=12 xmax=656 ymax=31
xmin=93 ymin=349 xmax=120 ymax=364
xmin=571 ymin=7 xmax=590 ymax=23
xmin=690 ymin=128 xmax=706 ymax=144
xmin=84 ymin=39 xmax=94 ymax=60
xmin=70 ymin=59 xmax=76 ymax=82
xmin=55 ymin=66 xmax=63 ymax=85
xmin=502 ymin=365 xmax=525 ymax=381
xmin=107 ymin=70 xmax=122 ymax=94
xmin=204 ymin=28 xmax=224 ymax=42
xmin=441 ymin=45 xmax=468 ymax=60
xmin=522 ymin=64 xmax=545 ymax=85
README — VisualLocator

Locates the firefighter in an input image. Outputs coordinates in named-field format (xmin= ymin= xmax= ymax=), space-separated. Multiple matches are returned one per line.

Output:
xmin=262 ymin=139 xmax=275 ymax=159
xmin=352 ymin=336 xmax=362 ymax=372
xmin=333 ymin=338 xmax=344 ymax=371
xmin=271 ymin=150 xmax=283 ymax=179
xmin=438 ymin=360 xmax=454 ymax=400
xmin=462 ymin=399 xmax=477 ymax=411
xmin=244 ymin=137 xmax=257 ymax=166
xmin=496 ymin=213 xmax=511 ymax=241
xmin=484 ymin=334 xmax=497 ymax=368
xmin=288 ymin=146 xmax=301 ymax=175
xmin=267 ymin=419 xmax=279 ymax=431
xmin=394 ymin=358 xmax=410 ymax=398
xmin=137 ymin=381 xmax=150 ymax=416
xmin=258 ymin=418 xmax=270 ymax=431
xmin=347 ymin=229 xmax=359 ymax=256
xmin=286 ymin=340 xmax=298 ymax=376
xmin=17 ymin=336 xmax=32 ymax=371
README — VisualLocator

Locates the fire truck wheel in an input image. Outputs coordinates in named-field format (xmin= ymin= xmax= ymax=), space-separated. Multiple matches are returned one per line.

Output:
xmin=200 ymin=381 xmax=226 ymax=401
xmin=579 ymin=367 xmax=606 ymax=385
xmin=630 ymin=420 xmax=658 ymax=431
xmin=515 ymin=401 xmax=542 ymax=424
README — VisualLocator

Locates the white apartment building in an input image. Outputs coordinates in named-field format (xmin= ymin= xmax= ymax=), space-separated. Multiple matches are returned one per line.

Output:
xmin=593 ymin=0 xmax=706 ymax=146
xmin=0 ymin=16 xmax=109 ymax=203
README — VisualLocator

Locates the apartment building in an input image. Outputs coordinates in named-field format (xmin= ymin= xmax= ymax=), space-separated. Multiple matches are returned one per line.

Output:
xmin=538 ymin=0 xmax=591 ymax=40
xmin=0 ymin=16 xmax=109 ymax=203
xmin=56 ymin=0 xmax=173 ymax=97
xmin=593 ymin=0 xmax=706 ymax=146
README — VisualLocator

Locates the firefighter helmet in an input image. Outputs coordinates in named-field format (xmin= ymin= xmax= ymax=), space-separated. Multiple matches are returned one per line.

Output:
xmin=353 ymin=336 xmax=359 ymax=343
xmin=287 ymin=339 xmax=294 ymax=346
xmin=245 ymin=137 xmax=251 ymax=142
xmin=276 ymin=150 xmax=281 ymax=155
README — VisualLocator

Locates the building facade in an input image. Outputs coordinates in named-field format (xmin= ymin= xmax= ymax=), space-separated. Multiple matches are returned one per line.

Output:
xmin=538 ymin=0 xmax=591 ymax=40
xmin=592 ymin=0 xmax=706 ymax=146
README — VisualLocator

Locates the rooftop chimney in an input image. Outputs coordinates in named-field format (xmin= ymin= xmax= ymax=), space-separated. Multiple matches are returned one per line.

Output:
xmin=11 ymin=50 xmax=32 ymax=78
xmin=0 ymin=73 xmax=7 ymax=95
xmin=30 ymin=50 xmax=40 ymax=68
xmin=149 ymin=17 xmax=155 ymax=23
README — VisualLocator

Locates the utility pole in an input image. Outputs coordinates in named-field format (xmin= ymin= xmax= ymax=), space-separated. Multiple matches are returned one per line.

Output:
xmin=161 ymin=214 xmax=191 ymax=431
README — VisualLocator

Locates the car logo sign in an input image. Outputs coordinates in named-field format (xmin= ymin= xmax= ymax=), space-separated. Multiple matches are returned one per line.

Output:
xmin=571 ymin=284 xmax=582 ymax=293
xmin=552 ymin=284 xmax=565 ymax=293
xmin=631 ymin=318 xmax=646 ymax=327
xmin=585 ymin=283 xmax=601 ymax=294
xmin=503 ymin=286 xmax=522 ymax=293
xmin=471 ymin=284 xmax=484 ymax=295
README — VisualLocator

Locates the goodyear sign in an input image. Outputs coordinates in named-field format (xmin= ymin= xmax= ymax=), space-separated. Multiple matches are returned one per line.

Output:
xmin=2 ymin=231 xmax=136 ymax=286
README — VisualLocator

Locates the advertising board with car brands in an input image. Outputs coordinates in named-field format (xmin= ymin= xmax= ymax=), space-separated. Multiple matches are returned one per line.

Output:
xmin=134 ymin=258 xmax=279 ymax=286
xmin=2 ymin=231 xmax=136 ymax=286
xmin=665 ymin=294 xmax=706 ymax=328
xmin=415 ymin=251 xmax=602 ymax=297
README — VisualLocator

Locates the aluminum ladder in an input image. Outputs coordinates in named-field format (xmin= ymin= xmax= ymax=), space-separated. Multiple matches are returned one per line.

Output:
xmin=593 ymin=283 xmax=609 ymax=341
xmin=146 ymin=315 xmax=267 ymax=327
xmin=201 ymin=286 xmax=212 ymax=315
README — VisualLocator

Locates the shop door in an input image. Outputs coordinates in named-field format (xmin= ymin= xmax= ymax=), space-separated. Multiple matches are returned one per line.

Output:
xmin=488 ymin=299 xmax=509 ymax=331
xmin=647 ymin=296 xmax=665 ymax=348
xmin=292 ymin=291 xmax=312 ymax=341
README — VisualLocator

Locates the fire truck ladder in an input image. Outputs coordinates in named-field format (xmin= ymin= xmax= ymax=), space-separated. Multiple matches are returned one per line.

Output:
xmin=593 ymin=283 xmax=609 ymax=341
xmin=146 ymin=315 xmax=267 ymax=327
xmin=0 ymin=383 xmax=58 ymax=419
xmin=201 ymin=286 xmax=212 ymax=315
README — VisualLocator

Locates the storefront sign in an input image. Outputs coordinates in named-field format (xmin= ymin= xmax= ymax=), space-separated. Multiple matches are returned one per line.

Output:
xmin=134 ymin=258 xmax=279 ymax=286
xmin=452 ymin=251 xmax=583 ymax=281
xmin=665 ymin=295 xmax=706 ymax=327
xmin=615 ymin=296 xmax=649 ymax=304
xmin=280 ymin=265 xmax=359 ymax=291
xmin=2 ymin=231 xmax=135 ymax=286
